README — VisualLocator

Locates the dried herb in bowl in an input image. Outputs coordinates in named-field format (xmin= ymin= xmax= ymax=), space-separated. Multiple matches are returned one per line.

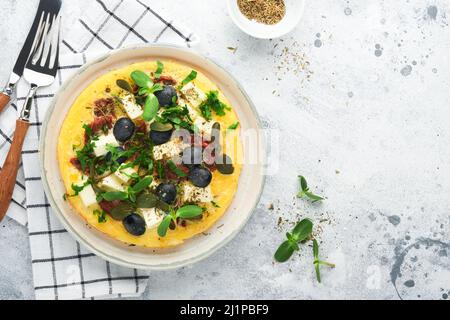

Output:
xmin=237 ymin=0 xmax=286 ymax=25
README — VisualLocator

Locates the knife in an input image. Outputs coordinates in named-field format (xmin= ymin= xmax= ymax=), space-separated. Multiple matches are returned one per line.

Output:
xmin=0 ymin=0 xmax=62 ymax=114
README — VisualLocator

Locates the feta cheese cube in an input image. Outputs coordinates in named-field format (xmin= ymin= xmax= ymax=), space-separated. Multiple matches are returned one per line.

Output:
xmin=152 ymin=139 xmax=186 ymax=161
xmin=180 ymin=82 xmax=206 ymax=107
xmin=182 ymin=183 xmax=213 ymax=203
xmin=99 ymin=175 xmax=126 ymax=192
xmin=79 ymin=184 xmax=98 ymax=208
xmin=121 ymin=94 xmax=143 ymax=120
xmin=93 ymin=132 xmax=119 ymax=157
xmin=114 ymin=165 xmax=137 ymax=184
xmin=139 ymin=207 xmax=165 ymax=229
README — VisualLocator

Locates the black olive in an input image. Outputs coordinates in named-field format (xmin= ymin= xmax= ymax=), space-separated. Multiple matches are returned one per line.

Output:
xmin=149 ymin=130 xmax=172 ymax=145
xmin=105 ymin=146 xmax=127 ymax=164
xmin=156 ymin=183 xmax=177 ymax=204
xmin=182 ymin=147 xmax=203 ymax=167
xmin=123 ymin=213 xmax=146 ymax=236
xmin=113 ymin=117 xmax=135 ymax=142
xmin=154 ymin=85 xmax=177 ymax=107
xmin=188 ymin=166 xmax=212 ymax=188
xmin=216 ymin=154 xmax=234 ymax=175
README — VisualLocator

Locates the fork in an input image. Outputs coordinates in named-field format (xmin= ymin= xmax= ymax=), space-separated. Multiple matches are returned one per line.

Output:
xmin=0 ymin=12 xmax=60 ymax=220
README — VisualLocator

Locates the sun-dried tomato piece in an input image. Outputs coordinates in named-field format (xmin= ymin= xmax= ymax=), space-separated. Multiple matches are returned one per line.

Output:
xmin=155 ymin=75 xmax=177 ymax=85
xmin=93 ymin=98 xmax=115 ymax=117
xmin=99 ymin=200 xmax=122 ymax=214
xmin=85 ymin=115 xmax=114 ymax=142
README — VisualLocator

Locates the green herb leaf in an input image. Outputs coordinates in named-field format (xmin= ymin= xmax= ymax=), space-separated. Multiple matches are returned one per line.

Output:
xmin=176 ymin=205 xmax=203 ymax=219
xmin=110 ymin=203 xmax=135 ymax=221
xmin=69 ymin=181 xmax=90 ymax=197
xmin=227 ymin=122 xmax=239 ymax=131
xmin=116 ymin=79 xmax=133 ymax=93
xmin=93 ymin=209 xmax=107 ymax=223
xmin=157 ymin=215 xmax=173 ymax=237
xmin=154 ymin=61 xmax=164 ymax=80
xmin=143 ymin=94 xmax=159 ymax=121
xmin=136 ymin=193 xmax=159 ymax=208
xmin=299 ymin=175 xmax=308 ymax=191
xmin=179 ymin=70 xmax=197 ymax=88
xmin=274 ymin=218 xmax=312 ymax=263
xmin=167 ymin=160 xmax=187 ymax=178
xmin=82 ymin=124 xmax=93 ymax=138
xmin=312 ymin=239 xmax=335 ymax=283
xmin=101 ymin=191 xmax=128 ymax=201
xmin=131 ymin=70 xmax=153 ymax=88
xmin=199 ymin=91 xmax=229 ymax=120
xmin=211 ymin=201 xmax=220 ymax=208
xmin=297 ymin=175 xmax=324 ymax=203
xmin=149 ymin=83 xmax=163 ymax=94
xmin=131 ymin=176 xmax=153 ymax=193
xmin=291 ymin=218 xmax=313 ymax=242
xmin=274 ymin=240 xmax=298 ymax=263
xmin=156 ymin=160 xmax=166 ymax=179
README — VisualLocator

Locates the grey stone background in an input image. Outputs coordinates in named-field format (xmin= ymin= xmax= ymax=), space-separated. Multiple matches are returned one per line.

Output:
xmin=0 ymin=0 xmax=449 ymax=300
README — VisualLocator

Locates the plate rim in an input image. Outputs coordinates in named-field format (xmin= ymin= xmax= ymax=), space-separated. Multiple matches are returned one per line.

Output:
xmin=39 ymin=43 xmax=267 ymax=270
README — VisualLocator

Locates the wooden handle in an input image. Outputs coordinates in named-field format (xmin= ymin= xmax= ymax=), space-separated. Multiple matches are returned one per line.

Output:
xmin=0 ymin=92 xmax=11 ymax=114
xmin=0 ymin=119 xmax=30 ymax=221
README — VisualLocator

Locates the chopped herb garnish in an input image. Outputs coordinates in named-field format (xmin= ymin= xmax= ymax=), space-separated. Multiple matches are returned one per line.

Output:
xmin=93 ymin=209 xmax=107 ymax=223
xmin=178 ymin=70 xmax=197 ymax=89
xmin=154 ymin=61 xmax=164 ymax=80
xmin=66 ymin=180 xmax=91 ymax=198
xmin=156 ymin=160 xmax=166 ymax=179
xmin=297 ymin=175 xmax=324 ymax=203
xmin=227 ymin=122 xmax=239 ymax=131
xmin=167 ymin=160 xmax=187 ymax=178
xmin=82 ymin=124 xmax=93 ymax=138
xmin=211 ymin=201 xmax=220 ymax=208
xmin=199 ymin=91 xmax=230 ymax=120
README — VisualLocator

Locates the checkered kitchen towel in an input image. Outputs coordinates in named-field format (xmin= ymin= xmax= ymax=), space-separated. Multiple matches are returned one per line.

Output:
xmin=0 ymin=0 xmax=198 ymax=300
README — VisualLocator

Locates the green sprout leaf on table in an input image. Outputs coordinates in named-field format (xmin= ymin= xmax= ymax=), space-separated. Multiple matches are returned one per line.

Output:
xmin=274 ymin=218 xmax=313 ymax=262
xmin=297 ymin=175 xmax=324 ymax=203
xmin=313 ymin=239 xmax=335 ymax=283
xmin=157 ymin=205 xmax=204 ymax=237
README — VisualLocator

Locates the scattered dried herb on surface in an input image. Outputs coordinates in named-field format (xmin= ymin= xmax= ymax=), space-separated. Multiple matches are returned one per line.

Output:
xmin=237 ymin=0 xmax=286 ymax=25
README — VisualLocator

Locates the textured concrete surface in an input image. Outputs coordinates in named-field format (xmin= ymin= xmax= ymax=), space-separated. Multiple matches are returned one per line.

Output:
xmin=1 ymin=0 xmax=449 ymax=300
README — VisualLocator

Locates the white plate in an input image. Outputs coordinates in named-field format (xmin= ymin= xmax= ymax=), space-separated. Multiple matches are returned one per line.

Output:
xmin=227 ymin=0 xmax=305 ymax=39
xmin=40 ymin=44 xmax=266 ymax=270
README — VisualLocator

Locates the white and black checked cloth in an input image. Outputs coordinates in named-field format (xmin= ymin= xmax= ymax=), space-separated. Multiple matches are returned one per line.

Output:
xmin=0 ymin=0 xmax=198 ymax=300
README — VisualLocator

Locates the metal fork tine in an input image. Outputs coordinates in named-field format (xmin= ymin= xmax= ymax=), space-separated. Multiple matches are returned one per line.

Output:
xmin=40 ymin=14 xmax=57 ymax=67
xmin=48 ymin=15 xmax=61 ymax=71
xmin=28 ymin=11 xmax=46 ymax=61
xmin=32 ymin=12 xmax=51 ymax=65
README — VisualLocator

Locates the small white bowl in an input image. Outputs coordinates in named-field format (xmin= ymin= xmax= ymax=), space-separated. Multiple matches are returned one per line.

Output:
xmin=227 ymin=0 xmax=305 ymax=39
